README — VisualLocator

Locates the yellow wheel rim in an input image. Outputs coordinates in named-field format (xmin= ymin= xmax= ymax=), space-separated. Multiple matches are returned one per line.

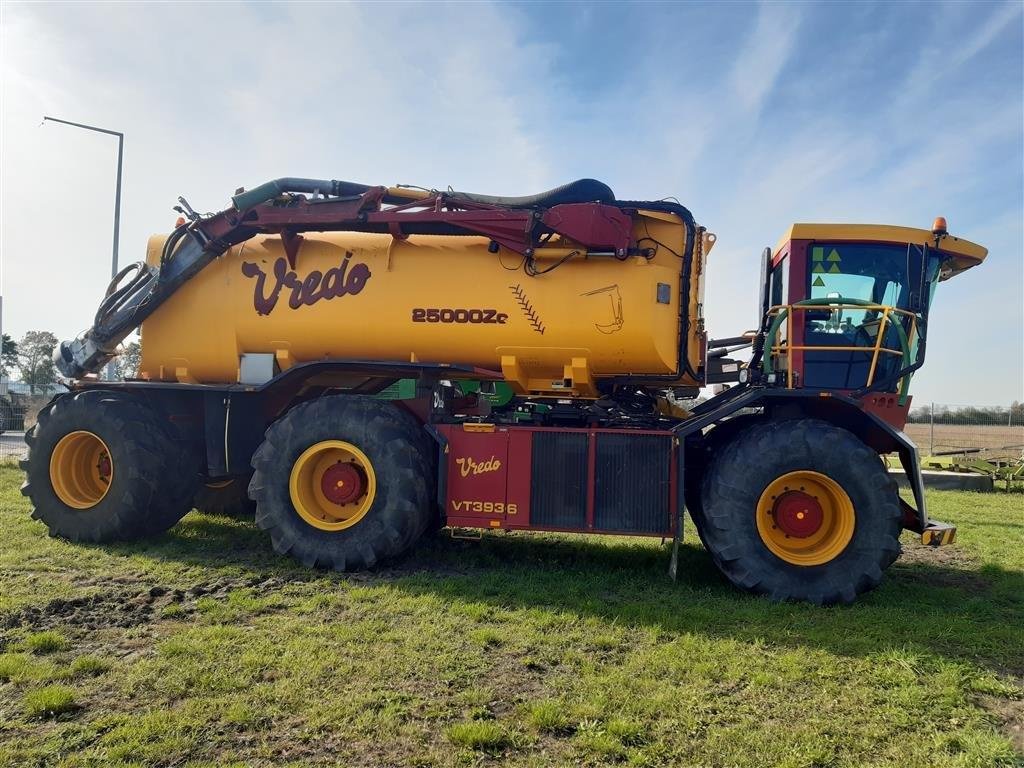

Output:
xmin=49 ymin=431 xmax=114 ymax=509
xmin=755 ymin=470 xmax=855 ymax=566
xmin=289 ymin=440 xmax=376 ymax=531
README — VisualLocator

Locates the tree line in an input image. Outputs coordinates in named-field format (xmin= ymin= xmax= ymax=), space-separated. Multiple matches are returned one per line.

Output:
xmin=1 ymin=331 xmax=141 ymax=394
xmin=907 ymin=402 xmax=1023 ymax=426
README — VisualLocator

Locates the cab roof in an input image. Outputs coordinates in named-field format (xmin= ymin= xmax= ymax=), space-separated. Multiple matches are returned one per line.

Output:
xmin=774 ymin=223 xmax=987 ymax=280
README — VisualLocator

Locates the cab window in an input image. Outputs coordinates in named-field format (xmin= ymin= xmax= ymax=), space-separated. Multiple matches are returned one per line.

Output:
xmin=805 ymin=243 xmax=913 ymax=337
xmin=801 ymin=242 xmax=918 ymax=390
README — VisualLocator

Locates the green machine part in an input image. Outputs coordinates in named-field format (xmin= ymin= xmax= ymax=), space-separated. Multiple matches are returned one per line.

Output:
xmin=375 ymin=379 xmax=418 ymax=400
xmin=456 ymin=380 xmax=516 ymax=406
xmin=376 ymin=379 xmax=516 ymax=407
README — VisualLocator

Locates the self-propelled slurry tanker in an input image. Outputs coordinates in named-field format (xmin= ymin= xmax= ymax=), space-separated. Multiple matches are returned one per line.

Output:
xmin=23 ymin=178 xmax=985 ymax=603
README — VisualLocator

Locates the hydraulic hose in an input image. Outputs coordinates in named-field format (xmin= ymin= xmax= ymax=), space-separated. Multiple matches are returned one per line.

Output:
xmin=231 ymin=178 xmax=374 ymax=211
xmin=94 ymin=263 xmax=155 ymax=330
xmin=61 ymin=177 xmax=378 ymax=378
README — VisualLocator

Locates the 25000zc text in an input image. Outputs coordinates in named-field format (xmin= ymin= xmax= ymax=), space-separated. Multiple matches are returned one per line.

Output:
xmin=411 ymin=308 xmax=509 ymax=324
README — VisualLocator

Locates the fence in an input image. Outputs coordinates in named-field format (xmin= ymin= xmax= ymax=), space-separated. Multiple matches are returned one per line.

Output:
xmin=0 ymin=399 xmax=29 ymax=463
xmin=0 ymin=390 xmax=49 ymax=464
xmin=904 ymin=403 xmax=1023 ymax=459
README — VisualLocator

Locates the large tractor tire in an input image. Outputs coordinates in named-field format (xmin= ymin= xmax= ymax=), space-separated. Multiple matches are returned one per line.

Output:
xmin=193 ymin=476 xmax=256 ymax=517
xmin=249 ymin=395 xmax=433 ymax=571
xmin=698 ymin=418 xmax=902 ymax=605
xmin=21 ymin=391 xmax=199 ymax=542
xmin=684 ymin=414 xmax=765 ymax=546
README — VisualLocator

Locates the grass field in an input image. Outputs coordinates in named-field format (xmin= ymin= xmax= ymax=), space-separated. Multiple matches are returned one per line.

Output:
xmin=0 ymin=464 xmax=1021 ymax=767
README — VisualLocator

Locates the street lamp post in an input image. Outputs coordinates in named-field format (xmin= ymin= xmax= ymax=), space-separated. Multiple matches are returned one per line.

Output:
xmin=42 ymin=117 xmax=124 ymax=381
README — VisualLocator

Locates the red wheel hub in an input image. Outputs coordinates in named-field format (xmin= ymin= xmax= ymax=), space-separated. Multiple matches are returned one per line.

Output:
xmin=772 ymin=491 xmax=824 ymax=538
xmin=321 ymin=462 xmax=364 ymax=505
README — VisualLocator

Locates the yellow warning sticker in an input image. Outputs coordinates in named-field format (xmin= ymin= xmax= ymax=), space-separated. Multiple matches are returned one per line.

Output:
xmin=812 ymin=247 xmax=824 ymax=262
xmin=829 ymin=263 xmax=842 ymax=273
xmin=812 ymin=263 xmax=826 ymax=273
xmin=813 ymin=276 xmax=825 ymax=287
xmin=827 ymin=249 xmax=842 ymax=263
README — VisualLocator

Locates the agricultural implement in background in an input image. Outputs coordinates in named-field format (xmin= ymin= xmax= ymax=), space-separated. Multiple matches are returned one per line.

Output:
xmin=923 ymin=452 xmax=1024 ymax=492
xmin=22 ymin=177 xmax=987 ymax=603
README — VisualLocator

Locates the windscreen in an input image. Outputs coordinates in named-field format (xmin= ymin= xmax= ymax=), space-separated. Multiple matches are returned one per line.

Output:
xmin=808 ymin=244 xmax=913 ymax=321
xmin=801 ymin=242 xmax=938 ymax=391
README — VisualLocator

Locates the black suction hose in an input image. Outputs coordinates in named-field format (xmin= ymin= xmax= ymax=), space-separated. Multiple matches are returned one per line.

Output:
xmin=231 ymin=178 xmax=374 ymax=210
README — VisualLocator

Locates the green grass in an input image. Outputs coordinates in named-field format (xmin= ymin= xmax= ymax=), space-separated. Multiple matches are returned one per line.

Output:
xmin=446 ymin=720 xmax=511 ymax=752
xmin=67 ymin=655 xmax=112 ymax=678
xmin=21 ymin=630 xmax=70 ymax=654
xmin=0 ymin=464 xmax=1021 ymax=766
xmin=23 ymin=684 xmax=78 ymax=719
xmin=527 ymin=699 xmax=573 ymax=734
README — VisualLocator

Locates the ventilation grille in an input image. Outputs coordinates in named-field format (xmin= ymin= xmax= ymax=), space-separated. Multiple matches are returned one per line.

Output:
xmin=530 ymin=432 xmax=588 ymax=528
xmin=594 ymin=434 xmax=671 ymax=533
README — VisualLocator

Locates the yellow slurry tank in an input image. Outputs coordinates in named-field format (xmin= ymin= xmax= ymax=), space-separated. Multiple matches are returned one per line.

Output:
xmin=140 ymin=209 xmax=711 ymax=396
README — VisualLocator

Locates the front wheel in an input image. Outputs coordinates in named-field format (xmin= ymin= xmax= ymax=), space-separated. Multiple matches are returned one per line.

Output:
xmin=698 ymin=418 xmax=902 ymax=604
xmin=249 ymin=396 xmax=433 ymax=571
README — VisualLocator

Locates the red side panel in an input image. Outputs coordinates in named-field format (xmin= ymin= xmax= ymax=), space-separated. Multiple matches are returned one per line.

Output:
xmin=436 ymin=424 xmax=676 ymax=537
xmin=442 ymin=428 xmax=512 ymax=527
xmin=861 ymin=393 xmax=913 ymax=430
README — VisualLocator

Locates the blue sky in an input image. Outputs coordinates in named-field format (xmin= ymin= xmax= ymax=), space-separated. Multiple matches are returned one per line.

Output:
xmin=2 ymin=1 xmax=1021 ymax=404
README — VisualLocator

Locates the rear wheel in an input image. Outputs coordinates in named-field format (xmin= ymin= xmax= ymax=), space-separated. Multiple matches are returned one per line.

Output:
xmin=698 ymin=418 xmax=902 ymax=604
xmin=21 ymin=391 xmax=199 ymax=542
xmin=249 ymin=395 xmax=433 ymax=570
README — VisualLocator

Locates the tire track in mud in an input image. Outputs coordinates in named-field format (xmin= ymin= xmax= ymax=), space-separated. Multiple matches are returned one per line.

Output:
xmin=0 ymin=576 xmax=286 ymax=639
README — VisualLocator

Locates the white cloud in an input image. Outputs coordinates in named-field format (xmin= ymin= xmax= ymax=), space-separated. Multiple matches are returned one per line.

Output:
xmin=729 ymin=2 xmax=803 ymax=115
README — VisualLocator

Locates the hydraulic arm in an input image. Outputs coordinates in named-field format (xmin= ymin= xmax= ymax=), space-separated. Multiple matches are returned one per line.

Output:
xmin=57 ymin=177 xmax=657 ymax=378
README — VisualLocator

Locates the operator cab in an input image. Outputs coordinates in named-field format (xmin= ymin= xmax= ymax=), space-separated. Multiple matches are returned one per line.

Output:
xmin=762 ymin=222 xmax=986 ymax=411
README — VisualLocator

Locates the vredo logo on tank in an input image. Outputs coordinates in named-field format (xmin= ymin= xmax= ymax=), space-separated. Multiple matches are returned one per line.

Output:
xmin=240 ymin=252 xmax=371 ymax=316
xmin=455 ymin=456 xmax=502 ymax=478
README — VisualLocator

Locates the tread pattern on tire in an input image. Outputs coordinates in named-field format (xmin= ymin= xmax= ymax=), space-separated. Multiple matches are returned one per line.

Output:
xmin=699 ymin=418 xmax=902 ymax=605
xmin=21 ymin=390 xmax=199 ymax=542
xmin=249 ymin=395 xmax=433 ymax=571
xmin=684 ymin=414 xmax=766 ymax=552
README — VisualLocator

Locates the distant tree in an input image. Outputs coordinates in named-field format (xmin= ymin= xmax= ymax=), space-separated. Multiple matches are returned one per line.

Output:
xmin=17 ymin=330 xmax=59 ymax=395
xmin=114 ymin=340 xmax=142 ymax=380
xmin=907 ymin=406 xmax=930 ymax=424
xmin=904 ymin=403 xmax=1021 ymax=426
xmin=1 ymin=333 xmax=17 ymax=378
